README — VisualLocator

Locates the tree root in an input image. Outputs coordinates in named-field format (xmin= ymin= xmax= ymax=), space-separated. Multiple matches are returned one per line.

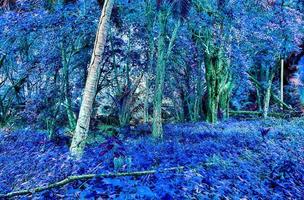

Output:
xmin=0 ymin=166 xmax=185 ymax=199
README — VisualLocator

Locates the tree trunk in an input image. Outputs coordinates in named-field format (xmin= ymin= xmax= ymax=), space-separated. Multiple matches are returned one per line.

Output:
xmin=219 ymin=86 xmax=230 ymax=120
xmin=205 ymin=54 xmax=217 ymax=123
xmin=143 ymin=1 xmax=155 ymax=123
xmin=61 ymin=48 xmax=76 ymax=130
xmin=263 ymin=82 xmax=271 ymax=118
xmin=205 ymin=48 xmax=230 ymax=123
xmin=218 ymin=58 xmax=231 ymax=120
xmin=70 ymin=0 xmax=114 ymax=158
xmin=152 ymin=14 xmax=180 ymax=138
xmin=152 ymin=11 xmax=166 ymax=139
xmin=143 ymin=76 xmax=150 ymax=123
xmin=263 ymin=73 xmax=275 ymax=118
xmin=180 ymin=89 xmax=189 ymax=122
xmin=193 ymin=59 xmax=203 ymax=122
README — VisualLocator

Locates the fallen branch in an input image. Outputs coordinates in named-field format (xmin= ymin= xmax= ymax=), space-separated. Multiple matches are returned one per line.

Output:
xmin=229 ymin=110 xmax=261 ymax=115
xmin=229 ymin=110 xmax=302 ymax=118
xmin=0 ymin=166 xmax=185 ymax=199
xmin=229 ymin=110 xmax=283 ymax=117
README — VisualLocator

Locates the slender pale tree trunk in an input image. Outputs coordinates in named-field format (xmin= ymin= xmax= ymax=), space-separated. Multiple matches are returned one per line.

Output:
xmin=263 ymin=79 xmax=272 ymax=118
xmin=263 ymin=72 xmax=275 ymax=118
xmin=70 ymin=0 xmax=114 ymax=158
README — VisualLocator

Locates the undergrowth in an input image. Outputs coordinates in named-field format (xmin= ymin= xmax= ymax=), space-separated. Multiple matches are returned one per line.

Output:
xmin=0 ymin=119 xmax=303 ymax=199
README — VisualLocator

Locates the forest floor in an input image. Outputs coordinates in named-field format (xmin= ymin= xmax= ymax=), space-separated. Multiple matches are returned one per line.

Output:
xmin=0 ymin=118 xmax=303 ymax=199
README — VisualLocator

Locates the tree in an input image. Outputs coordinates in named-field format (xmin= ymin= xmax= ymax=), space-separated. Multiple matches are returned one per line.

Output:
xmin=152 ymin=0 xmax=191 ymax=138
xmin=241 ymin=0 xmax=303 ymax=117
xmin=70 ymin=0 xmax=114 ymax=158
xmin=190 ymin=0 xmax=233 ymax=123
xmin=143 ymin=0 xmax=156 ymax=124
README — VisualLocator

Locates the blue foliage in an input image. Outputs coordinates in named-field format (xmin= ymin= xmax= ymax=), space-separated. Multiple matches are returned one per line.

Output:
xmin=0 ymin=1 xmax=304 ymax=199
xmin=0 ymin=119 xmax=303 ymax=199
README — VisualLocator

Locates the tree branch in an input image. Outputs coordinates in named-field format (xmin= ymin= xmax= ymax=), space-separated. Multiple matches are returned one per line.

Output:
xmin=0 ymin=166 xmax=185 ymax=198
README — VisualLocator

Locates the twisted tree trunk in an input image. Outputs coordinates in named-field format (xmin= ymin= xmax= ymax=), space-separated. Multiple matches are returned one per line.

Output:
xmin=70 ymin=0 xmax=114 ymax=159
xmin=205 ymin=48 xmax=231 ymax=123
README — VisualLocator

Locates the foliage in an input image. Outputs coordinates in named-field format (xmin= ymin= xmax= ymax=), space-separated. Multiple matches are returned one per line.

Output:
xmin=0 ymin=0 xmax=303 ymax=128
xmin=0 ymin=0 xmax=98 ymax=129
xmin=0 ymin=119 xmax=303 ymax=199
xmin=0 ymin=0 xmax=304 ymax=198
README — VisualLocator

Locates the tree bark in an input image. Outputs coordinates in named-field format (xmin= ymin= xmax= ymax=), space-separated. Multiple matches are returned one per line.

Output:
xmin=193 ymin=59 xmax=203 ymax=122
xmin=204 ymin=48 xmax=230 ymax=123
xmin=205 ymin=54 xmax=217 ymax=123
xmin=70 ymin=0 xmax=114 ymax=159
xmin=263 ymin=73 xmax=274 ymax=118
xmin=61 ymin=47 xmax=76 ymax=130
xmin=152 ymin=14 xmax=180 ymax=138
xmin=144 ymin=0 xmax=155 ymax=123
xmin=152 ymin=11 xmax=167 ymax=139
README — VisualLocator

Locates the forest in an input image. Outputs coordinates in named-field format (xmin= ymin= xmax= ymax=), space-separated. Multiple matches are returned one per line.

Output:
xmin=0 ymin=0 xmax=303 ymax=199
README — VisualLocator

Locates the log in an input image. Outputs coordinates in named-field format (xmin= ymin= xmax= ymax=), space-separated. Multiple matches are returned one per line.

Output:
xmin=0 ymin=166 xmax=185 ymax=198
